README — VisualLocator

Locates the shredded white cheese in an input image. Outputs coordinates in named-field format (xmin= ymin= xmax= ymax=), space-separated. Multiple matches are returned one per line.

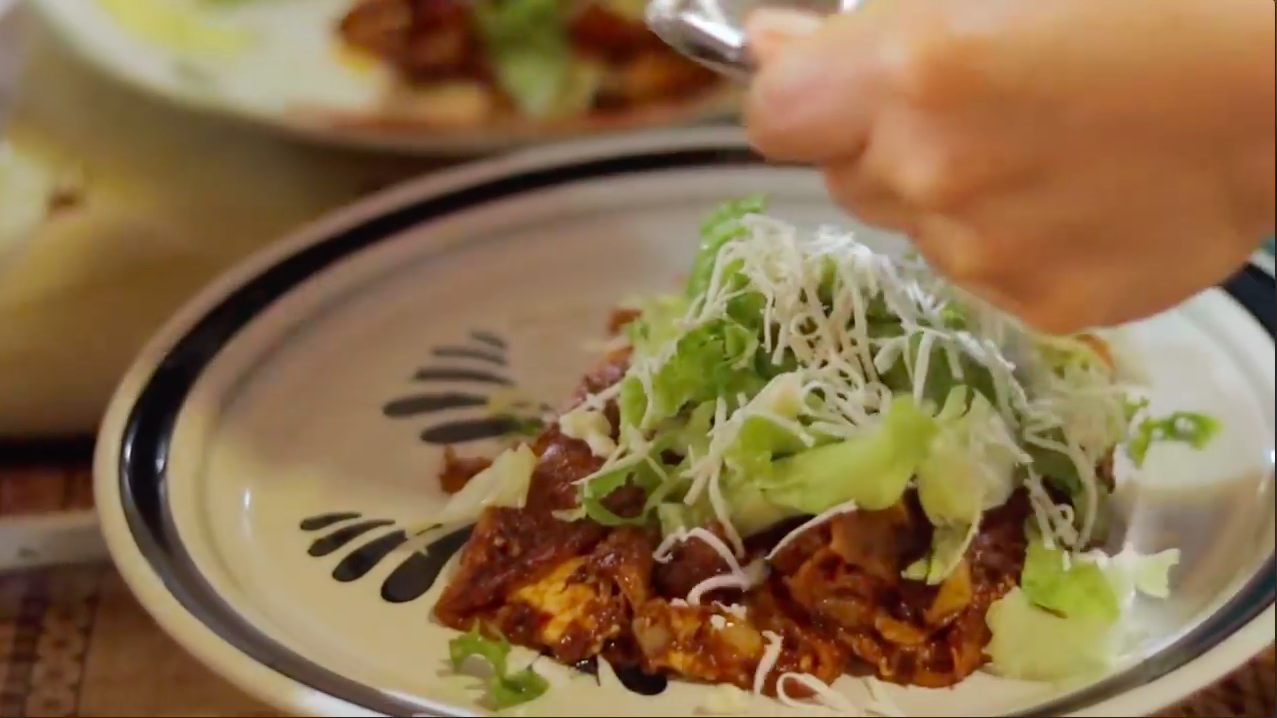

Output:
xmin=777 ymin=673 xmax=861 ymax=715
xmin=653 ymin=530 xmax=769 ymax=605
xmin=753 ymin=630 xmax=784 ymax=695
xmin=687 ymin=560 xmax=768 ymax=606
xmin=765 ymin=500 xmax=860 ymax=561
xmin=653 ymin=528 xmax=743 ymax=573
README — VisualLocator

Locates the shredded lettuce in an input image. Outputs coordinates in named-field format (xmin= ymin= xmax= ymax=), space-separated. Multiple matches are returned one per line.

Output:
xmin=565 ymin=451 xmax=662 ymax=527
xmin=903 ymin=525 xmax=969 ymax=585
xmin=623 ymin=293 xmax=690 ymax=358
xmin=1021 ymin=539 xmax=1121 ymax=622
xmin=1021 ymin=538 xmax=1181 ymax=622
xmin=435 ymin=444 xmax=537 ymax=526
xmin=719 ymin=474 xmax=805 ymax=537
xmin=984 ymin=587 xmax=1116 ymax=681
xmin=621 ymin=320 xmax=763 ymax=430
xmin=720 ymin=373 xmax=815 ymax=482
xmin=1025 ymin=437 xmax=1087 ymax=498
xmin=685 ymin=195 xmax=767 ymax=300
xmin=1129 ymin=550 xmax=1179 ymax=598
xmin=449 ymin=625 xmax=549 ymax=710
xmin=655 ymin=400 xmax=716 ymax=460
xmin=878 ymin=333 xmax=999 ymax=409
xmin=916 ymin=388 xmax=1019 ymax=526
xmin=762 ymin=396 xmax=937 ymax=514
xmin=986 ymin=541 xmax=1182 ymax=681
xmin=1126 ymin=411 xmax=1221 ymax=468
xmin=656 ymin=502 xmax=693 ymax=538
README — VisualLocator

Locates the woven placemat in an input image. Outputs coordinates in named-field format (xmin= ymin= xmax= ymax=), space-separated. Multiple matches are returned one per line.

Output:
xmin=1 ymin=464 xmax=1272 ymax=717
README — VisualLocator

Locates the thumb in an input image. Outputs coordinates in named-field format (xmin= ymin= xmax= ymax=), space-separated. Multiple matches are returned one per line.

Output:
xmin=744 ymin=7 xmax=885 ymax=163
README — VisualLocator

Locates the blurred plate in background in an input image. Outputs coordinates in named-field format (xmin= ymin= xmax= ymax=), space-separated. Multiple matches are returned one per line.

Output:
xmin=0 ymin=14 xmax=459 ymax=440
xmin=29 ymin=0 xmax=740 ymax=155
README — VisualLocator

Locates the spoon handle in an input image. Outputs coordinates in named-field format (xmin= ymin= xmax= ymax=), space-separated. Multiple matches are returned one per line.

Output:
xmin=646 ymin=0 xmax=756 ymax=82
xmin=646 ymin=0 xmax=847 ymax=82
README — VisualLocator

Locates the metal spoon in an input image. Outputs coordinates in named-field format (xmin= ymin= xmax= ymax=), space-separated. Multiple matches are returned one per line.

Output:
xmin=645 ymin=0 xmax=848 ymax=82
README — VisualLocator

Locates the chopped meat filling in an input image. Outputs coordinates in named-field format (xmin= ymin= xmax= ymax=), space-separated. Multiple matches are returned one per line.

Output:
xmin=431 ymin=315 xmax=1038 ymax=697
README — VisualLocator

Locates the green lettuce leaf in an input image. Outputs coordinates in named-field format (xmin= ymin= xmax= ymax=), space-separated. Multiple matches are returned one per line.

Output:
xmin=761 ymin=395 xmax=937 ymax=514
xmin=1021 ymin=539 xmax=1121 ymax=622
xmin=722 ymin=417 xmax=808 ymax=482
xmin=719 ymin=472 xmax=805 ymax=537
xmin=1025 ymin=437 xmax=1085 ymax=497
xmin=657 ymin=400 xmax=716 ymax=458
xmin=915 ymin=387 xmax=1019 ymax=526
xmin=449 ymin=625 xmax=550 ymax=710
xmin=1126 ymin=411 xmax=1220 ymax=468
xmin=450 ymin=624 xmax=511 ymax=675
xmin=902 ymin=525 xmax=970 ymax=585
xmin=685 ymin=195 xmax=767 ymax=300
xmin=988 ymin=541 xmax=1182 ymax=681
xmin=656 ymin=502 xmax=693 ymax=537
xmin=570 ymin=452 xmax=663 ymax=527
xmin=489 ymin=668 xmax=550 ymax=710
xmin=620 ymin=320 xmax=764 ymax=431
xmin=718 ymin=372 xmax=813 ymax=479
xmin=435 ymin=444 xmax=538 ymax=526
xmin=878 ymin=333 xmax=999 ymax=409
xmin=984 ymin=587 xmax=1116 ymax=681
xmin=624 ymin=293 xmax=690 ymax=358
xmin=617 ymin=376 xmax=648 ymax=432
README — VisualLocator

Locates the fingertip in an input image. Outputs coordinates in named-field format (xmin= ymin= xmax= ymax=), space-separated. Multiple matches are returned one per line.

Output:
xmin=743 ymin=12 xmax=881 ymax=163
xmin=744 ymin=41 xmax=835 ymax=160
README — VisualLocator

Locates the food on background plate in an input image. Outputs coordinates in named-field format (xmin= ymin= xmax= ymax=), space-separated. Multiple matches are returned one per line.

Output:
xmin=337 ymin=0 xmax=724 ymax=125
xmin=415 ymin=197 xmax=1219 ymax=712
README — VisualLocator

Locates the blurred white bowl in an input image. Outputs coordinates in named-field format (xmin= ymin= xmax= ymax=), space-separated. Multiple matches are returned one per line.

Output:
xmin=0 ymin=25 xmax=445 ymax=438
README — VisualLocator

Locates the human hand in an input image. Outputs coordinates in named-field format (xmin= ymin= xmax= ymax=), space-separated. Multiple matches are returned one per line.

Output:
xmin=743 ymin=0 xmax=1275 ymax=334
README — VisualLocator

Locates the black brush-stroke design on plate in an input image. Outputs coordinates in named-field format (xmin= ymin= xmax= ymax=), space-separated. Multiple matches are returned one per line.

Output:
xmin=381 ymin=330 xmax=552 ymax=446
xmin=298 ymin=512 xmax=474 ymax=604
xmin=565 ymin=656 xmax=669 ymax=696
xmin=298 ymin=514 xmax=670 ymax=697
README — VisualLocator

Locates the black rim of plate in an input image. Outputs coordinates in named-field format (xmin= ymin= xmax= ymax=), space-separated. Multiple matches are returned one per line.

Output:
xmin=116 ymin=146 xmax=1277 ymax=717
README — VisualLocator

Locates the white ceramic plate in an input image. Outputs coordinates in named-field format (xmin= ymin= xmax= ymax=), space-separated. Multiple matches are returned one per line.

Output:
xmin=28 ymin=0 xmax=737 ymax=155
xmin=93 ymin=128 xmax=1275 ymax=717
